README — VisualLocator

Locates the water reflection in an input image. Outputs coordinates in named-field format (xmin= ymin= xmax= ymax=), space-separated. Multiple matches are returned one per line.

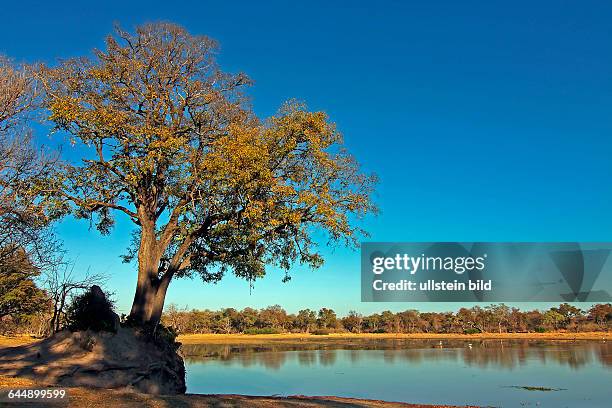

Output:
xmin=181 ymin=339 xmax=612 ymax=371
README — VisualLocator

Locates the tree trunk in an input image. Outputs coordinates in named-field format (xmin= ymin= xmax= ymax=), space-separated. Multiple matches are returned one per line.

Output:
xmin=147 ymin=274 xmax=172 ymax=327
xmin=129 ymin=278 xmax=172 ymax=326
xmin=129 ymin=275 xmax=153 ymax=324
xmin=129 ymin=220 xmax=162 ymax=326
xmin=50 ymin=304 xmax=59 ymax=334
xmin=128 ymin=219 xmax=174 ymax=328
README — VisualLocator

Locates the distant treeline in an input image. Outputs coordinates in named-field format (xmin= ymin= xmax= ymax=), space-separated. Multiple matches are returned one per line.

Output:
xmin=161 ymin=303 xmax=612 ymax=335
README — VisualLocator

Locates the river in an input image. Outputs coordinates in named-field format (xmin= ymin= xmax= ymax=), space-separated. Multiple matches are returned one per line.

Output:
xmin=181 ymin=339 xmax=611 ymax=407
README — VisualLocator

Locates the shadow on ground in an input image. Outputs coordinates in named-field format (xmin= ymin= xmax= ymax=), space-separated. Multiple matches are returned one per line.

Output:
xmin=0 ymin=327 xmax=185 ymax=394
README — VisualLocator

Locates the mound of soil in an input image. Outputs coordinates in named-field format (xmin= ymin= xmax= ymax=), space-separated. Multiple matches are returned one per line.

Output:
xmin=0 ymin=327 xmax=186 ymax=394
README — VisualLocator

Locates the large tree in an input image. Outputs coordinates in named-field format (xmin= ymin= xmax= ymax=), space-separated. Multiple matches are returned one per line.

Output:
xmin=42 ymin=23 xmax=376 ymax=328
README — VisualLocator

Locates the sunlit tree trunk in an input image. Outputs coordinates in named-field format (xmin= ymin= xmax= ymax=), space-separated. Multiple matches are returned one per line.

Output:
xmin=129 ymin=215 xmax=176 ymax=327
xmin=130 ymin=218 xmax=161 ymax=325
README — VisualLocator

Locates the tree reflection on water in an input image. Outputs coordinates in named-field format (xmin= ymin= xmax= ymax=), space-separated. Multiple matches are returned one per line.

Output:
xmin=181 ymin=339 xmax=611 ymax=371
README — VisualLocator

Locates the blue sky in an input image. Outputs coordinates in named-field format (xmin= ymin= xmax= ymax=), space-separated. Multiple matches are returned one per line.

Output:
xmin=2 ymin=1 xmax=612 ymax=315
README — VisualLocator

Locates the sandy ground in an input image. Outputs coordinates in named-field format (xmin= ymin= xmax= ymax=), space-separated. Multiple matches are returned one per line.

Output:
xmin=0 ymin=376 xmax=475 ymax=407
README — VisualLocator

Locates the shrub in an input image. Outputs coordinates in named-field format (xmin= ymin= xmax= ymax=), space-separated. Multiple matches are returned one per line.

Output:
xmin=463 ymin=328 xmax=481 ymax=334
xmin=311 ymin=328 xmax=331 ymax=335
xmin=534 ymin=326 xmax=547 ymax=333
xmin=154 ymin=322 xmax=179 ymax=344
xmin=65 ymin=286 xmax=117 ymax=333
xmin=579 ymin=322 xmax=604 ymax=332
xmin=244 ymin=327 xmax=282 ymax=335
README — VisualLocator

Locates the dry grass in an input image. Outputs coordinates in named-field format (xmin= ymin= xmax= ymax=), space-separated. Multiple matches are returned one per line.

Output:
xmin=0 ymin=335 xmax=40 ymax=348
xmin=3 ymin=332 xmax=609 ymax=348
xmin=0 ymin=375 xmax=34 ymax=388
xmin=177 ymin=331 xmax=611 ymax=344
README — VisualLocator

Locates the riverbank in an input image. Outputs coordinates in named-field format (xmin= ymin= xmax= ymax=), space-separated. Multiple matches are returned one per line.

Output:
xmin=1 ymin=331 xmax=609 ymax=348
xmin=0 ymin=376 xmax=475 ymax=407
xmin=177 ymin=331 xmax=611 ymax=344
xmin=2 ymin=334 xmax=608 ymax=407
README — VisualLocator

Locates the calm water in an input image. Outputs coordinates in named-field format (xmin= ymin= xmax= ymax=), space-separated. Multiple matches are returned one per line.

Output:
xmin=182 ymin=339 xmax=611 ymax=407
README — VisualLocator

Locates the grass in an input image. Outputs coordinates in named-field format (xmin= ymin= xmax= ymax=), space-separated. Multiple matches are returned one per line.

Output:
xmin=2 ymin=331 xmax=609 ymax=348
xmin=0 ymin=335 xmax=39 ymax=348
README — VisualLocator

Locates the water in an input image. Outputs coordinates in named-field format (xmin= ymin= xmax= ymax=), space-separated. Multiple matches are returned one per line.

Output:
xmin=182 ymin=339 xmax=611 ymax=407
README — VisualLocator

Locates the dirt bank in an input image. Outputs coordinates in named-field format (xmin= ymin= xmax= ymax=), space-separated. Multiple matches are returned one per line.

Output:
xmin=0 ymin=328 xmax=186 ymax=394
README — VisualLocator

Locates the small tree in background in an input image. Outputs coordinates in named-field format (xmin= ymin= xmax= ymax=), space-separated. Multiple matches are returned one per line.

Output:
xmin=0 ymin=57 xmax=59 ymax=266
xmin=542 ymin=310 xmax=565 ymax=330
xmin=0 ymin=248 xmax=48 ymax=322
xmin=294 ymin=309 xmax=317 ymax=333
xmin=342 ymin=310 xmax=363 ymax=333
xmin=0 ymin=57 xmax=60 ymax=333
xmin=45 ymin=265 xmax=107 ymax=333
xmin=41 ymin=23 xmax=376 ymax=329
xmin=317 ymin=308 xmax=338 ymax=329
xmin=588 ymin=304 xmax=612 ymax=328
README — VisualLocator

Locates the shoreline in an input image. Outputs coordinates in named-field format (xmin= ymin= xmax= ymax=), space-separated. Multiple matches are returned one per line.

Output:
xmin=177 ymin=331 xmax=610 ymax=344
xmin=1 ymin=333 xmax=608 ymax=407
xmin=0 ymin=376 xmax=474 ymax=407
xmin=1 ymin=331 xmax=609 ymax=348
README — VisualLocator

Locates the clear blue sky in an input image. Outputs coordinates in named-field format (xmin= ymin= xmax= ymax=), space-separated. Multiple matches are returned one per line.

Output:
xmin=2 ymin=1 xmax=612 ymax=315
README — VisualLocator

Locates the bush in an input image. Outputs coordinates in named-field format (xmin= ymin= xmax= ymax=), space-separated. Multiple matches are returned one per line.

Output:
xmin=463 ymin=328 xmax=481 ymax=334
xmin=534 ymin=326 xmax=547 ymax=333
xmin=243 ymin=327 xmax=282 ymax=335
xmin=155 ymin=322 xmax=179 ymax=344
xmin=65 ymin=286 xmax=117 ymax=333
xmin=579 ymin=322 xmax=604 ymax=332
xmin=311 ymin=328 xmax=332 ymax=335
